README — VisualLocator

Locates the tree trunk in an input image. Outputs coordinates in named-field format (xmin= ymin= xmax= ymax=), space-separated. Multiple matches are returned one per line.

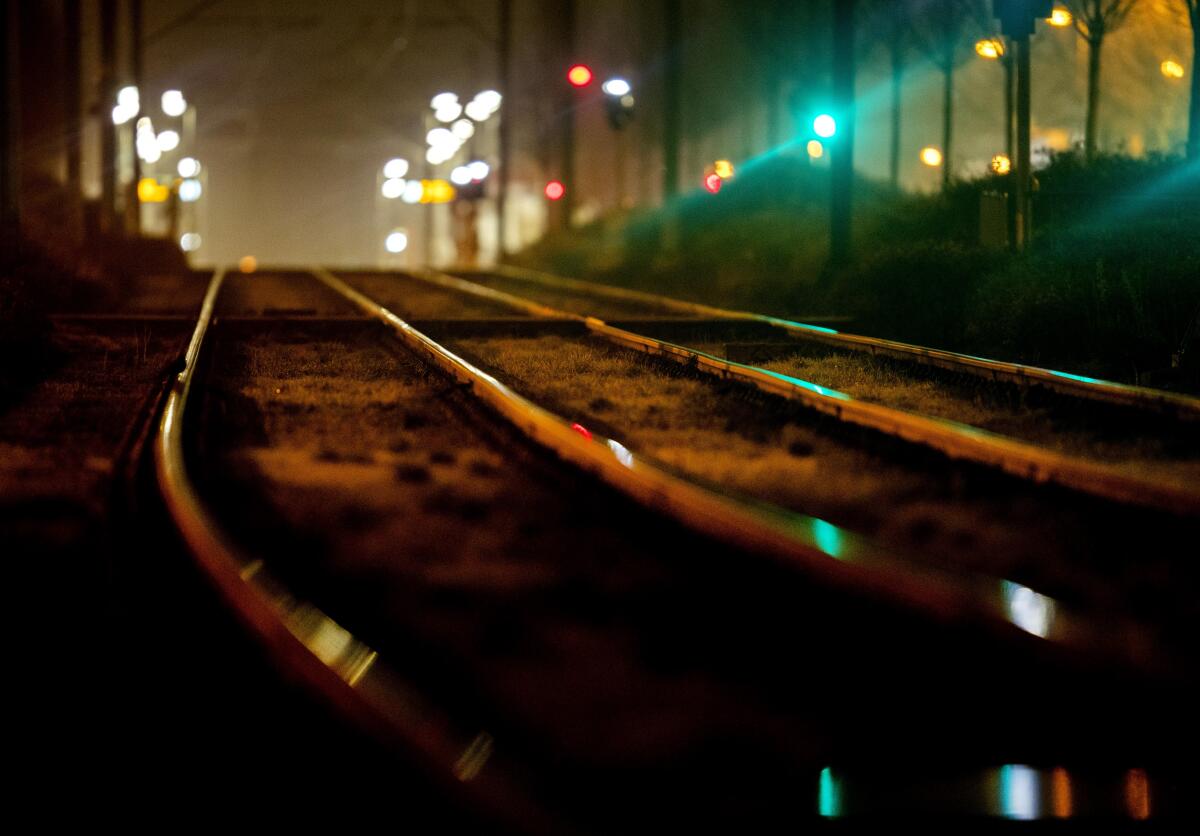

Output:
xmin=1189 ymin=16 xmax=1199 ymax=161
xmin=63 ymin=0 xmax=82 ymax=242
xmin=941 ymin=62 xmax=953 ymax=188
xmin=497 ymin=0 xmax=511 ymax=255
xmin=889 ymin=37 xmax=902 ymax=189
xmin=124 ymin=0 xmax=142 ymax=235
xmin=99 ymin=0 xmax=117 ymax=236
xmin=1085 ymin=36 xmax=1102 ymax=161
xmin=662 ymin=0 xmax=682 ymax=200
xmin=828 ymin=0 xmax=855 ymax=270
xmin=1004 ymin=53 xmax=1014 ymax=161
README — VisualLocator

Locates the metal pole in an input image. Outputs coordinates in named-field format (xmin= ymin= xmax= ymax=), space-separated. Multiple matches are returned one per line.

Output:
xmin=497 ymin=0 xmax=511 ymax=257
xmin=124 ymin=0 xmax=142 ymax=235
xmin=662 ymin=0 xmax=681 ymax=201
xmin=99 ymin=0 xmax=118 ymax=236
xmin=1014 ymin=31 xmax=1031 ymax=251
xmin=561 ymin=0 xmax=575 ymax=229
xmin=829 ymin=0 xmax=855 ymax=268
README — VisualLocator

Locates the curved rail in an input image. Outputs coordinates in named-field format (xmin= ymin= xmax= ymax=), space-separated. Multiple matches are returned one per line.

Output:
xmin=405 ymin=268 xmax=1200 ymax=517
xmin=482 ymin=264 xmax=1200 ymax=421
xmin=154 ymin=269 xmax=553 ymax=833
xmin=311 ymin=267 xmax=1169 ymax=674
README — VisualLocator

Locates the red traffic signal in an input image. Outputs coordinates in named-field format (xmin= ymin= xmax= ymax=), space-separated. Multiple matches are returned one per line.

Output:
xmin=545 ymin=180 xmax=566 ymax=201
xmin=567 ymin=64 xmax=594 ymax=87
xmin=703 ymin=172 xmax=722 ymax=194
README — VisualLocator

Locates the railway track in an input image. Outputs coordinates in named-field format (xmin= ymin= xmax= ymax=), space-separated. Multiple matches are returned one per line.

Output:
xmin=426 ymin=266 xmax=1200 ymax=517
xmin=151 ymin=267 xmax=1196 ymax=828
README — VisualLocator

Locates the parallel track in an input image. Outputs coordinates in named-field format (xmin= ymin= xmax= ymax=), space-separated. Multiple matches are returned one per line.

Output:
xmin=396 ymin=267 xmax=1200 ymax=516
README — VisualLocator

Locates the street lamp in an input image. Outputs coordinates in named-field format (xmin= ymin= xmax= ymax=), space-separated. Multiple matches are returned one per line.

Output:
xmin=920 ymin=146 xmax=944 ymax=167
xmin=813 ymin=114 xmax=837 ymax=139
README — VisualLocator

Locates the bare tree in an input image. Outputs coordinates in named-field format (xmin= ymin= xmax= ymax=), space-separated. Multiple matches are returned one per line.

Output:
xmin=1065 ymin=0 xmax=1140 ymax=161
xmin=860 ymin=1 xmax=914 ymax=188
xmin=909 ymin=0 xmax=989 ymax=187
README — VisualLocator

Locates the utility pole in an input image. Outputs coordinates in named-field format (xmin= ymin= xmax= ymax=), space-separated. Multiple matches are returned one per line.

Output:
xmin=1 ymin=0 xmax=18 ymax=233
xmin=497 ymin=0 xmax=512 ymax=257
xmin=123 ymin=0 xmax=142 ymax=236
xmin=829 ymin=0 xmax=855 ymax=268
xmin=99 ymin=0 xmax=118 ymax=236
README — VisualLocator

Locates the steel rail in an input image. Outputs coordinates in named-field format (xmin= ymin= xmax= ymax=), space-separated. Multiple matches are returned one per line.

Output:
xmin=404 ymin=268 xmax=1200 ymax=517
xmin=311 ymin=266 xmax=1170 ymax=674
xmin=481 ymin=264 xmax=1200 ymax=421
xmin=153 ymin=269 xmax=555 ymax=834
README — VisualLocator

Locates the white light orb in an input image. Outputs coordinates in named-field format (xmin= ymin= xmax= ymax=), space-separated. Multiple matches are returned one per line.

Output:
xmin=161 ymin=90 xmax=187 ymax=117
xmin=435 ymin=103 xmax=463 ymax=123
xmin=450 ymin=166 xmax=472 ymax=186
xmin=383 ymin=158 xmax=409 ymax=179
xmin=464 ymin=100 xmax=490 ymax=122
xmin=451 ymin=119 xmax=475 ymax=140
xmin=156 ymin=130 xmax=180 ymax=152
xmin=177 ymin=157 xmax=201 ymax=178
xmin=179 ymin=179 xmax=203 ymax=202
xmin=601 ymin=78 xmax=631 ymax=97
xmin=474 ymin=89 xmax=502 ymax=112
xmin=117 ymin=85 xmax=140 ymax=109
xmin=180 ymin=232 xmax=202 ymax=252
xmin=112 ymin=104 xmax=134 ymax=125
xmin=138 ymin=142 xmax=162 ymax=164
xmin=381 ymin=177 xmax=405 ymax=199
xmin=813 ymin=114 xmax=837 ymax=139
xmin=385 ymin=230 xmax=409 ymax=253
xmin=401 ymin=180 xmax=424 ymax=204
xmin=426 ymin=127 xmax=454 ymax=147
xmin=430 ymin=92 xmax=458 ymax=110
xmin=467 ymin=160 xmax=489 ymax=180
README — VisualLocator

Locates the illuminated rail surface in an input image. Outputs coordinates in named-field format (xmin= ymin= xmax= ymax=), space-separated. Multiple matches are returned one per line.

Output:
xmin=156 ymin=268 xmax=1193 ymax=827
xmin=391 ymin=266 xmax=1200 ymax=516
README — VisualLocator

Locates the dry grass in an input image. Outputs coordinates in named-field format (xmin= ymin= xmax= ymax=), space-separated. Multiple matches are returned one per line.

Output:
xmin=453 ymin=272 xmax=680 ymax=320
xmin=761 ymin=349 xmax=1200 ymax=491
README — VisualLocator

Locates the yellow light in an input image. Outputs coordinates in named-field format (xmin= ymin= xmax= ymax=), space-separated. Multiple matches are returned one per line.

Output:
xmin=239 ymin=256 xmax=258 ymax=274
xmin=419 ymin=179 xmax=457 ymax=204
xmin=975 ymin=39 xmax=1003 ymax=60
xmin=920 ymin=146 xmax=943 ymax=167
xmin=1161 ymin=60 xmax=1185 ymax=79
xmin=806 ymin=140 xmax=824 ymax=159
xmin=713 ymin=159 xmax=735 ymax=179
xmin=991 ymin=154 xmax=1012 ymax=175
xmin=1048 ymin=7 xmax=1072 ymax=27
xmin=136 ymin=177 xmax=169 ymax=203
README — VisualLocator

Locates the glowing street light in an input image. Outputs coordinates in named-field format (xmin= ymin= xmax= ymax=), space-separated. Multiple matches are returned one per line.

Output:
xmin=807 ymin=140 xmax=825 ymax=159
xmin=180 ymin=232 xmax=202 ymax=252
xmin=451 ymin=119 xmax=475 ymax=140
xmin=401 ymin=180 xmax=424 ymax=204
xmin=117 ymin=85 xmax=139 ymax=110
xmin=703 ymin=172 xmax=723 ymax=194
xmin=544 ymin=180 xmax=566 ymax=200
xmin=161 ymin=89 xmax=187 ymax=117
xmin=179 ymin=178 xmax=203 ymax=202
xmin=450 ymin=166 xmax=473 ymax=186
xmin=435 ymin=102 xmax=464 ymax=122
xmin=601 ymin=77 xmax=631 ymax=96
xmin=156 ymin=129 xmax=180 ymax=152
xmin=178 ymin=157 xmax=201 ymax=178
xmin=1047 ymin=7 xmax=1072 ymax=27
xmin=713 ymin=159 xmax=734 ymax=179
xmin=991 ymin=154 xmax=1012 ymax=174
xmin=567 ymin=64 xmax=594 ymax=88
xmin=467 ymin=160 xmax=489 ymax=180
xmin=431 ymin=92 xmax=458 ymax=110
xmin=1161 ymin=60 xmax=1185 ymax=80
xmin=385 ymin=230 xmax=409 ymax=253
xmin=975 ymin=38 xmax=1004 ymax=59
xmin=381 ymin=178 xmax=405 ymax=199
xmin=464 ymin=100 xmax=491 ymax=121
xmin=383 ymin=158 xmax=409 ymax=179
xmin=813 ymin=114 xmax=837 ymax=139
xmin=920 ymin=146 xmax=944 ymax=167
